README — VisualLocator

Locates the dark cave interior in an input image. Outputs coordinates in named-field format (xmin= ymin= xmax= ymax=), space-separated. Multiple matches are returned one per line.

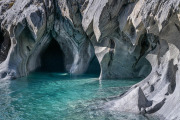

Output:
xmin=86 ymin=56 xmax=101 ymax=75
xmin=39 ymin=39 xmax=66 ymax=72
xmin=0 ymin=30 xmax=11 ymax=63
xmin=38 ymin=38 xmax=101 ymax=75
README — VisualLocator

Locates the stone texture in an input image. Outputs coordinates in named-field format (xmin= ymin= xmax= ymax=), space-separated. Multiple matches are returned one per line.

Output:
xmin=106 ymin=87 xmax=152 ymax=113
xmin=0 ymin=0 xmax=180 ymax=119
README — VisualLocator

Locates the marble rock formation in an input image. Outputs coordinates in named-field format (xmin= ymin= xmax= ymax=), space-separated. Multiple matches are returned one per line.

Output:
xmin=0 ymin=0 xmax=180 ymax=119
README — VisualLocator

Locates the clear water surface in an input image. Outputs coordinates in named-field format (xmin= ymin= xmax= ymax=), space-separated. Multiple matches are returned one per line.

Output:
xmin=0 ymin=72 xmax=159 ymax=120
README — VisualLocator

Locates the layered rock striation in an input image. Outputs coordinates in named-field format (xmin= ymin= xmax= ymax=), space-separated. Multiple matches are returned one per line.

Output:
xmin=0 ymin=0 xmax=180 ymax=119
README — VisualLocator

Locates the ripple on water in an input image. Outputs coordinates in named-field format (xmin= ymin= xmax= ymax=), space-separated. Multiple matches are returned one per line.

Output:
xmin=0 ymin=72 xmax=159 ymax=120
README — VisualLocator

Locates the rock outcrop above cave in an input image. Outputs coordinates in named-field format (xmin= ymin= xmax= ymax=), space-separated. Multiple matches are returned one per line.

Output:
xmin=0 ymin=0 xmax=152 ymax=80
xmin=0 ymin=0 xmax=180 ymax=119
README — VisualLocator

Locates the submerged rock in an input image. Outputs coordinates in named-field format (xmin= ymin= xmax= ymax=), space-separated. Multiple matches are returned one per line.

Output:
xmin=106 ymin=87 xmax=152 ymax=113
xmin=0 ymin=0 xmax=180 ymax=119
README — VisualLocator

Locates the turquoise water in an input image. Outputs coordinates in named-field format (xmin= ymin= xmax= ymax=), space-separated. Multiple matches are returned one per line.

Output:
xmin=0 ymin=72 xmax=159 ymax=120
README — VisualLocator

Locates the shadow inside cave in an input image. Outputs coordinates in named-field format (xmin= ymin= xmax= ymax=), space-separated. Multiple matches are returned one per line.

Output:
xmin=36 ymin=38 xmax=101 ymax=76
xmin=0 ymin=29 xmax=11 ymax=63
xmin=86 ymin=55 xmax=101 ymax=75
xmin=37 ymin=39 xmax=66 ymax=73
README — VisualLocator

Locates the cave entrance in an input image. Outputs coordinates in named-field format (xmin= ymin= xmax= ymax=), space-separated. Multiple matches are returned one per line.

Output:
xmin=0 ymin=30 xmax=11 ymax=63
xmin=86 ymin=56 xmax=101 ymax=75
xmin=38 ymin=39 xmax=66 ymax=72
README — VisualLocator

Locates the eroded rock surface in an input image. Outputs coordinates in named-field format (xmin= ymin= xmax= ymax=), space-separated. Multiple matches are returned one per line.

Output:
xmin=0 ymin=0 xmax=180 ymax=119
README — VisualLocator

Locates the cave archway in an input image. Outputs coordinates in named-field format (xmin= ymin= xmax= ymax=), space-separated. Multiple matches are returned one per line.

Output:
xmin=86 ymin=55 xmax=101 ymax=75
xmin=38 ymin=39 xmax=66 ymax=72
xmin=0 ymin=29 xmax=11 ymax=63
xmin=36 ymin=38 xmax=101 ymax=75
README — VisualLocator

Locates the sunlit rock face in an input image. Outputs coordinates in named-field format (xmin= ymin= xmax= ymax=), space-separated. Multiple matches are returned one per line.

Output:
xmin=81 ymin=0 xmax=153 ymax=79
xmin=53 ymin=0 xmax=94 ymax=74
xmin=0 ymin=0 xmax=180 ymax=119
xmin=103 ymin=0 xmax=180 ymax=119
xmin=0 ymin=0 xmax=54 ymax=79
xmin=0 ymin=0 xmax=94 ymax=78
